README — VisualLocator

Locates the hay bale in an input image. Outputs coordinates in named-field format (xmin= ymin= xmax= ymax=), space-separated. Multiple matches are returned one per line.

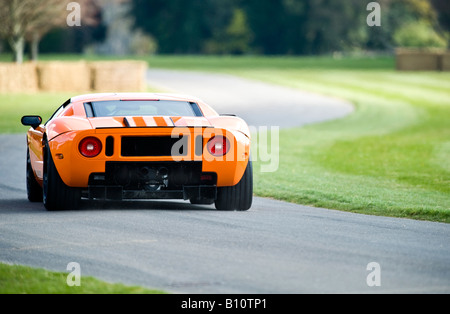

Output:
xmin=441 ymin=52 xmax=450 ymax=72
xmin=395 ymin=48 xmax=442 ymax=71
xmin=0 ymin=60 xmax=148 ymax=93
xmin=0 ymin=63 xmax=38 ymax=93
xmin=37 ymin=61 xmax=91 ymax=92
xmin=90 ymin=61 xmax=147 ymax=92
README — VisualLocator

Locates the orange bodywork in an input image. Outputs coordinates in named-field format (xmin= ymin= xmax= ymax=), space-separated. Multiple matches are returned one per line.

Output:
xmin=27 ymin=93 xmax=251 ymax=189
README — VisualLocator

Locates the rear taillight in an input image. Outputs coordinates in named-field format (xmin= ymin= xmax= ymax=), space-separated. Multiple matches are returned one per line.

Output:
xmin=79 ymin=137 xmax=102 ymax=158
xmin=207 ymin=136 xmax=230 ymax=157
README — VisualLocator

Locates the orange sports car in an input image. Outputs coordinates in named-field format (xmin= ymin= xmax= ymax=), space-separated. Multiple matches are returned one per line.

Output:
xmin=21 ymin=93 xmax=253 ymax=211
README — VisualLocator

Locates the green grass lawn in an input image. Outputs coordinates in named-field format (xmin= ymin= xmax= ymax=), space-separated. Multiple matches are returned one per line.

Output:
xmin=0 ymin=93 xmax=73 ymax=133
xmin=0 ymin=262 xmax=165 ymax=294
xmin=0 ymin=52 xmax=395 ymax=69
xmin=1 ymin=54 xmax=449 ymax=223
xmin=235 ymin=68 xmax=450 ymax=222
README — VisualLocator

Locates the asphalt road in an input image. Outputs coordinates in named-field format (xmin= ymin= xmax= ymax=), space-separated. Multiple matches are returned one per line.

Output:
xmin=0 ymin=70 xmax=449 ymax=294
xmin=146 ymin=69 xmax=354 ymax=128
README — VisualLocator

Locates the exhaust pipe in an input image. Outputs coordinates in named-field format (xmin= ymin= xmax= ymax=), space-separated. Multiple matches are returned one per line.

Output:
xmin=158 ymin=167 xmax=169 ymax=179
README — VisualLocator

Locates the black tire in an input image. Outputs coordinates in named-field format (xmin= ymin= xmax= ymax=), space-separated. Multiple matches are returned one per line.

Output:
xmin=26 ymin=148 xmax=43 ymax=202
xmin=43 ymin=142 xmax=81 ymax=211
xmin=215 ymin=160 xmax=253 ymax=211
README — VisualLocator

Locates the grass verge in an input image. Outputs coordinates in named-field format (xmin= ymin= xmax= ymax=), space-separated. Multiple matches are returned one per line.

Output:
xmin=237 ymin=68 xmax=450 ymax=223
xmin=0 ymin=262 xmax=165 ymax=294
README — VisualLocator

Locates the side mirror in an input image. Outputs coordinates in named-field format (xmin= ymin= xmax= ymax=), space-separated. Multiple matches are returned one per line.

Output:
xmin=21 ymin=115 xmax=42 ymax=129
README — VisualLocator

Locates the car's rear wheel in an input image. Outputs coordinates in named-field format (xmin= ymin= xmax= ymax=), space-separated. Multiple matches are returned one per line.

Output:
xmin=26 ymin=148 xmax=42 ymax=202
xmin=43 ymin=142 xmax=81 ymax=211
xmin=215 ymin=160 xmax=253 ymax=211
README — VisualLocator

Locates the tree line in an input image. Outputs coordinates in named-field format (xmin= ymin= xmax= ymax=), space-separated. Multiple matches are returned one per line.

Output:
xmin=0 ymin=0 xmax=448 ymax=63
xmin=131 ymin=0 xmax=449 ymax=54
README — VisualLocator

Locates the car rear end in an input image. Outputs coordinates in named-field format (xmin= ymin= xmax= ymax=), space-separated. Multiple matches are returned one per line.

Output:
xmin=49 ymin=121 xmax=250 ymax=203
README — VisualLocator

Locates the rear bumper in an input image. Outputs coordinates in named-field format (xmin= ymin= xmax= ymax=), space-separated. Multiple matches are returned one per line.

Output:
xmin=86 ymin=185 xmax=217 ymax=201
xmin=84 ymin=160 xmax=217 ymax=201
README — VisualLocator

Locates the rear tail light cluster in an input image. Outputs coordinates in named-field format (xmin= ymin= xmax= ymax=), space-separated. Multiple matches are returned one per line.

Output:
xmin=207 ymin=136 xmax=230 ymax=156
xmin=79 ymin=136 xmax=230 ymax=158
xmin=79 ymin=137 xmax=102 ymax=158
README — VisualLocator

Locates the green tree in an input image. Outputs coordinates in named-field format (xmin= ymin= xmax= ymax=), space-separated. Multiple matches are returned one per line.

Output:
xmin=431 ymin=0 xmax=450 ymax=46
xmin=394 ymin=20 xmax=447 ymax=48
xmin=204 ymin=8 xmax=253 ymax=54
xmin=131 ymin=0 xmax=217 ymax=53
xmin=242 ymin=0 xmax=289 ymax=54
xmin=367 ymin=0 xmax=445 ymax=49
xmin=301 ymin=0 xmax=367 ymax=54
xmin=224 ymin=8 xmax=253 ymax=54
xmin=242 ymin=0 xmax=368 ymax=55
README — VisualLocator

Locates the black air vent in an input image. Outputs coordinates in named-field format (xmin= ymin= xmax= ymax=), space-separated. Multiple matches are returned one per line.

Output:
xmin=106 ymin=136 xmax=114 ymax=157
xmin=121 ymin=136 xmax=188 ymax=157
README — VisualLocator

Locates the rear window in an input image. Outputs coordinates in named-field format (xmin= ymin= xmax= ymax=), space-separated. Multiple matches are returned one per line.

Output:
xmin=85 ymin=100 xmax=203 ymax=117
